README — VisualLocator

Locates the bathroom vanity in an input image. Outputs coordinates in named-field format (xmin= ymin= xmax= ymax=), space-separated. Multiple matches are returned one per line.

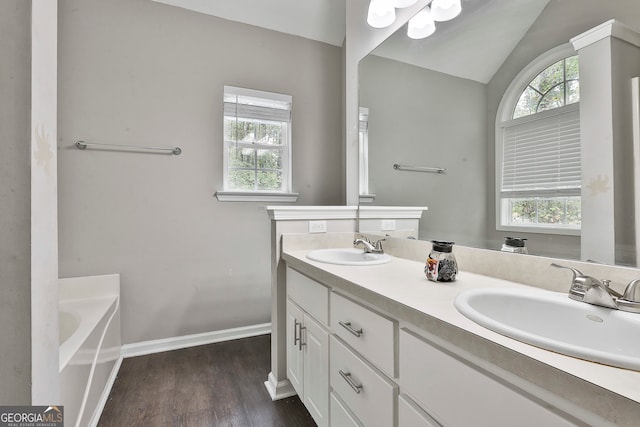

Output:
xmin=279 ymin=234 xmax=640 ymax=427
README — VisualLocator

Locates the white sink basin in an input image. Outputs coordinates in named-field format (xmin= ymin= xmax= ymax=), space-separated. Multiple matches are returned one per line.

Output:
xmin=454 ymin=287 xmax=640 ymax=370
xmin=306 ymin=248 xmax=392 ymax=266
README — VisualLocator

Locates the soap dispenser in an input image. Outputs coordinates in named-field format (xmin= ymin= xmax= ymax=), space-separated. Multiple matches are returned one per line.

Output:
xmin=425 ymin=241 xmax=458 ymax=282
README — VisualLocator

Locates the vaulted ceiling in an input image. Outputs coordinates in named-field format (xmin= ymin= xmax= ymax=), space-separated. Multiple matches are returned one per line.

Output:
xmin=152 ymin=0 xmax=347 ymax=46
xmin=152 ymin=0 xmax=550 ymax=83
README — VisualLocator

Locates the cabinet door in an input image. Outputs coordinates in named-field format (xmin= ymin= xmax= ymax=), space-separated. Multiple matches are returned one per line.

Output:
xmin=303 ymin=313 xmax=329 ymax=427
xmin=286 ymin=299 xmax=304 ymax=397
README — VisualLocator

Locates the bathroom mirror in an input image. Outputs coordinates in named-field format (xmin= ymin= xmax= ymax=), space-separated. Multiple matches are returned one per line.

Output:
xmin=358 ymin=0 xmax=640 ymax=266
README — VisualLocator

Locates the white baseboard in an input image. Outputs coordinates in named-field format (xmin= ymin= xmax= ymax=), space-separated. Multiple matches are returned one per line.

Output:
xmin=89 ymin=355 xmax=123 ymax=427
xmin=121 ymin=323 xmax=272 ymax=358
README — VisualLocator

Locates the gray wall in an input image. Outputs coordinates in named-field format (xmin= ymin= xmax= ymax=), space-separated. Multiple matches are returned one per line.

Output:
xmin=58 ymin=0 xmax=343 ymax=344
xmin=360 ymin=54 xmax=488 ymax=246
xmin=0 ymin=0 xmax=32 ymax=404
xmin=486 ymin=0 xmax=640 ymax=260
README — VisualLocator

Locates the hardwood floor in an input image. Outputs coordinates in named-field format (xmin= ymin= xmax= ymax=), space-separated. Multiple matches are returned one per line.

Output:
xmin=98 ymin=334 xmax=317 ymax=427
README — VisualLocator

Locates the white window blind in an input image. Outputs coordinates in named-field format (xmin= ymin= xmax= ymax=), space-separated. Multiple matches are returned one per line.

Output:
xmin=223 ymin=92 xmax=291 ymax=123
xmin=501 ymin=106 xmax=581 ymax=198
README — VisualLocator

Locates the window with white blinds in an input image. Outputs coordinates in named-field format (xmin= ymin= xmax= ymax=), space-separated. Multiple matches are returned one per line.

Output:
xmin=496 ymin=49 xmax=581 ymax=233
xmin=501 ymin=105 xmax=581 ymax=198
xmin=221 ymin=86 xmax=293 ymax=196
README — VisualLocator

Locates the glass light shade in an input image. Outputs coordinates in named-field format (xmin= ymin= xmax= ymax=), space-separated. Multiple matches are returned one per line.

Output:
xmin=393 ymin=0 xmax=418 ymax=8
xmin=367 ymin=0 xmax=396 ymax=28
xmin=430 ymin=0 xmax=462 ymax=22
xmin=407 ymin=7 xmax=436 ymax=39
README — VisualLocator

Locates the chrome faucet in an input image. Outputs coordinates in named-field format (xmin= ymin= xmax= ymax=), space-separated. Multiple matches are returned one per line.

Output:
xmin=354 ymin=237 xmax=385 ymax=254
xmin=551 ymin=263 xmax=640 ymax=312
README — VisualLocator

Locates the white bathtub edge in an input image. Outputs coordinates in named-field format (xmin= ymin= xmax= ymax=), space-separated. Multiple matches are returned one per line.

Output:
xmin=121 ymin=322 xmax=272 ymax=358
xmin=59 ymin=296 xmax=119 ymax=372
xmin=88 ymin=354 xmax=123 ymax=427
xmin=59 ymin=274 xmax=120 ymax=302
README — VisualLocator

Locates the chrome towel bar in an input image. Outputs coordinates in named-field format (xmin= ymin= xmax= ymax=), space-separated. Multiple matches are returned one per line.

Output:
xmin=393 ymin=163 xmax=445 ymax=174
xmin=75 ymin=141 xmax=182 ymax=155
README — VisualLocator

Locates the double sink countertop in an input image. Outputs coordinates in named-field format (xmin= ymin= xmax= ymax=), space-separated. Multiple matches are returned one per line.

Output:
xmin=282 ymin=247 xmax=640 ymax=427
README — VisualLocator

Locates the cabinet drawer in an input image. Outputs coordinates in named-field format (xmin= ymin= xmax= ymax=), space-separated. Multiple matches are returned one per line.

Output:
xmin=330 ymin=393 xmax=362 ymax=427
xmin=330 ymin=336 xmax=397 ymax=427
xmin=331 ymin=292 xmax=395 ymax=377
xmin=399 ymin=329 xmax=578 ymax=427
xmin=399 ymin=394 xmax=441 ymax=427
xmin=287 ymin=267 xmax=329 ymax=325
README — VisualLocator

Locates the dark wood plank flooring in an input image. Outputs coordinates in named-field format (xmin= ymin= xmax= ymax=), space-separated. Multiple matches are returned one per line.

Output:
xmin=98 ymin=334 xmax=316 ymax=427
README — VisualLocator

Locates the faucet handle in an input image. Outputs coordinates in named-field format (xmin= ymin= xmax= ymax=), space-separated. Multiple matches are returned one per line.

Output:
xmin=374 ymin=238 xmax=385 ymax=251
xmin=623 ymin=279 xmax=640 ymax=302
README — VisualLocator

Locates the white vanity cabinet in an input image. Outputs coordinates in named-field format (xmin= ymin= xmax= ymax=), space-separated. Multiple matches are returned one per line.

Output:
xmin=286 ymin=268 xmax=329 ymax=427
xmin=399 ymin=328 xmax=579 ymax=427
xmin=284 ymin=262 xmax=589 ymax=427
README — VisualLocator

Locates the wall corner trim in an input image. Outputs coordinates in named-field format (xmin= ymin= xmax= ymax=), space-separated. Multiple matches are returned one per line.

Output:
xmin=571 ymin=19 xmax=640 ymax=51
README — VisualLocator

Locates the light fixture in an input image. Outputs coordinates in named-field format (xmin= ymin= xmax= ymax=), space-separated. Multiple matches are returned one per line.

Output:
xmin=430 ymin=0 xmax=462 ymax=22
xmin=367 ymin=0 xmax=396 ymax=29
xmin=407 ymin=7 xmax=436 ymax=39
xmin=393 ymin=0 xmax=418 ymax=8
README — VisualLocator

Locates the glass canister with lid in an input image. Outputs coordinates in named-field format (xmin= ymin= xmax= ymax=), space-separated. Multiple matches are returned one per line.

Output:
xmin=501 ymin=237 xmax=528 ymax=254
xmin=425 ymin=241 xmax=458 ymax=282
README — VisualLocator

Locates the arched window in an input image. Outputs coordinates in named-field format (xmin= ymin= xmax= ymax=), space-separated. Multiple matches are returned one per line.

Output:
xmin=513 ymin=55 xmax=579 ymax=118
xmin=496 ymin=44 xmax=581 ymax=235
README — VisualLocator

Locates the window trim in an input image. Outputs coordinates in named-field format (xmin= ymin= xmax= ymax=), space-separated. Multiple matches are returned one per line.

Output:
xmin=216 ymin=86 xmax=298 ymax=202
xmin=495 ymin=43 xmax=581 ymax=235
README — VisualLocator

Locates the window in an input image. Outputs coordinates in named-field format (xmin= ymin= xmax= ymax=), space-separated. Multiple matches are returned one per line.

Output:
xmin=496 ymin=45 xmax=581 ymax=234
xmin=359 ymin=107 xmax=374 ymax=202
xmin=216 ymin=86 xmax=297 ymax=202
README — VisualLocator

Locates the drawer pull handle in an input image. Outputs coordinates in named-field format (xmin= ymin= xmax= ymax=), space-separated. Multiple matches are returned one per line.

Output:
xmin=339 ymin=370 xmax=363 ymax=394
xmin=339 ymin=321 xmax=363 ymax=337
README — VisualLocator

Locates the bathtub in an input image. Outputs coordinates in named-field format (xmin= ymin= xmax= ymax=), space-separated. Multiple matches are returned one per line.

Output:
xmin=59 ymin=274 xmax=121 ymax=427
